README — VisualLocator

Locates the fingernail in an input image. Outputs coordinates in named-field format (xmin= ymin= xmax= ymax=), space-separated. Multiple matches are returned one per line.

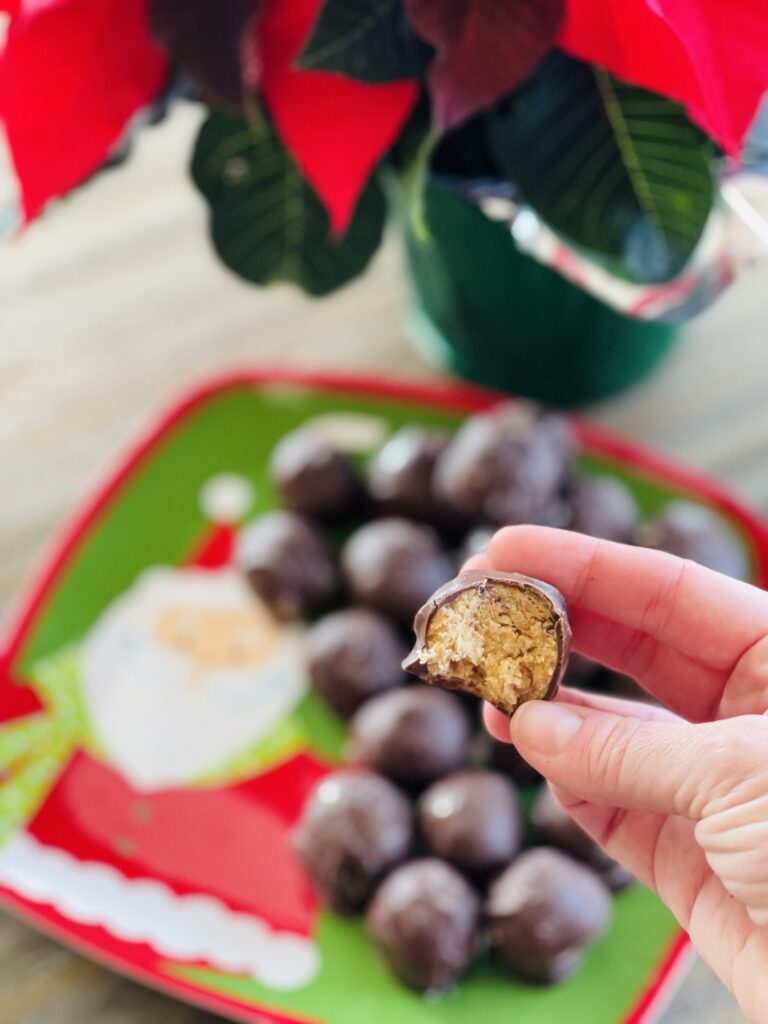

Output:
xmin=512 ymin=701 xmax=582 ymax=755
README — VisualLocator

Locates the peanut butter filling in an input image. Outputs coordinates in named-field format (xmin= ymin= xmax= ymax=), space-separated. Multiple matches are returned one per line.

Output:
xmin=418 ymin=582 xmax=559 ymax=712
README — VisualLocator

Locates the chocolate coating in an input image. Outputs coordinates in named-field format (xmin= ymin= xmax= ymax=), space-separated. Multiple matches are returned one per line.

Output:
xmin=486 ymin=847 xmax=612 ymax=982
xmin=368 ymin=427 xmax=465 ymax=537
xmin=347 ymin=687 xmax=471 ymax=790
xmin=235 ymin=511 xmax=338 ymax=620
xmin=367 ymin=858 xmax=480 ymax=993
xmin=307 ymin=608 xmax=407 ymax=718
xmin=341 ymin=518 xmax=454 ymax=626
xmin=488 ymin=739 xmax=542 ymax=785
xmin=269 ymin=430 xmax=364 ymax=523
xmin=563 ymin=652 xmax=601 ymax=689
xmin=457 ymin=526 xmax=496 ymax=565
xmin=566 ymin=475 xmax=639 ymax=543
xmin=418 ymin=770 xmax=523 ymax=877
xmin=531 ymin=785 xmax=635 ymax=891
xmin=293 ymin=770 xmax=413 ymax=916
xmin=433 ymin=401 xmax=575 ymax=527
xmin=636 ymin=500 xmax=748 ymax=578
xmin=507 ymin=950 xmax=585 ymax=986
xmin=600 ymin=670 xmax=660 ymax=707
xmin=598 ymin=860 xmax=636 ymax=892
xmin=404 ymin=569 xmax=571 ymax=715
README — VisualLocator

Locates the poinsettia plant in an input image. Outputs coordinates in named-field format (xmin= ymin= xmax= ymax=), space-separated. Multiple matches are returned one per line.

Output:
xmin=1 ymin=0 xmax=767 ymax=296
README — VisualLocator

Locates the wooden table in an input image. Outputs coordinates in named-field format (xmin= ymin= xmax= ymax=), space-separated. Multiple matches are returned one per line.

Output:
xmin=2 ymin=105 xmax=765 ymax=1024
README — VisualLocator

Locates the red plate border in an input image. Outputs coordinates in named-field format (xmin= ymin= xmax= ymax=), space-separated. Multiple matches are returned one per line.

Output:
xmin=4 ymin=365 xmax=766 ymax=1023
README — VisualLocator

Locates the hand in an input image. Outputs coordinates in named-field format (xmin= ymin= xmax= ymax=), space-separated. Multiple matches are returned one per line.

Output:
xmin=481 ymin=526 xmax=768 ymax=1024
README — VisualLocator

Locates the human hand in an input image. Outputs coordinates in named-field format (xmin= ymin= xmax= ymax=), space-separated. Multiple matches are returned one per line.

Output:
xmin=481 ymin=526 xmax=768 ymax=1023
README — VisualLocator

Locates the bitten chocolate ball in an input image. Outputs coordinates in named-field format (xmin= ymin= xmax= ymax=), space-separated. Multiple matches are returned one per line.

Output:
xmin=269 ymin=430 xmax=364 ymax=523
xmin=531 ymin=784 xmax=635 ymax=891
xmin=341 ymin=518 xmax=454 ymax=626
xmin=347 ymin=687 xmax=470 ymax=790
xmin=486 ymin=847 xmax=612 ymax=984
xmin=368 ymin=427 xmax=464 ymax=537
xmin=433 ymin=401 xmax=574 ymax=527
xmin=307 ymin=608 xmax=407 ymax=718
xmin=235 ymin=511 xmax=338 ymax=620
xmin=404 ymin=569 xmax=571 ymax=716
xmin=566 ymin=475 xmax=639 ymax=543
xmin=418 ymin=770 xmax=523 ymax=878
xmin=367 ymin=859 xmax=480 ymax=993
xmin=636 ymin=500 xmax=748 ymax=578
xmin=293 ymin=770 xmax=413 ymax=916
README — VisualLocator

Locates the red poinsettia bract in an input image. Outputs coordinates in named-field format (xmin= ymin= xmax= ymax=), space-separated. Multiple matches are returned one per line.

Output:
xmin=0 ymin=0 xmax=168 ymax=223
xmin=2 ymin=0 xmax=765 ymax=231
xmin=253 ymin=0 xmax=418 ymax=237
xmin=560 ymin=0 xmax=768 ymax=157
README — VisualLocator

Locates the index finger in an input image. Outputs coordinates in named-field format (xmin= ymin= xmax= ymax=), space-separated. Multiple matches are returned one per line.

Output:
xmin=488 ymin=526 xmax=768 ymax=673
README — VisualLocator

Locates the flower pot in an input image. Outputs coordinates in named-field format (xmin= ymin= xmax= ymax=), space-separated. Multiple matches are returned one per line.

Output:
xmin=403 ymin=183 xmax=680 ymax=408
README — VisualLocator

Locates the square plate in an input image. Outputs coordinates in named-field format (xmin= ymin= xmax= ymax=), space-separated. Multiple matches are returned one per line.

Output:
xmin=2 ymin=369 xmax=765 ymax=1024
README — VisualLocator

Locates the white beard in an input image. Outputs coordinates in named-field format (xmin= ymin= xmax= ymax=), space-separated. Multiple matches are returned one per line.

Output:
xmin=80 ymin=568 xmax=308 ymax=792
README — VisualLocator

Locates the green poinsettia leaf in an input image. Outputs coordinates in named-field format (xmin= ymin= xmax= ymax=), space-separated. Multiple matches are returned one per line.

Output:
xmin=191 ymin=107 xmax=386 ymax=296
xmin=297 ymin=0 xmax=432 ymax=82
xmin=485 ymin=53 xmax=715 ymax=283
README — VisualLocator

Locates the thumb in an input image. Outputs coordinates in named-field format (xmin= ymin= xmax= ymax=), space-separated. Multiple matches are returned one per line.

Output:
xmin=510 ymin=701 xmax=768 ymax=820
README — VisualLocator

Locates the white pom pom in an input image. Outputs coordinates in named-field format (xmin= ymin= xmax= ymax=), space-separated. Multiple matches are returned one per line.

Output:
xmin=199 ymin=473 xmax=255 ymax=524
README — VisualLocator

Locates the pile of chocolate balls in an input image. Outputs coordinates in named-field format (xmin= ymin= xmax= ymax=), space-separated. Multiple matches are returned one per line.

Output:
xmin=235 ymin=400 xmax=747 ymax=995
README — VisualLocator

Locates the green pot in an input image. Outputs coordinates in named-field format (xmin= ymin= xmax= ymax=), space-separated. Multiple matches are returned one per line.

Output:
xmin=403 ymin=183 xmax=680 ymax=408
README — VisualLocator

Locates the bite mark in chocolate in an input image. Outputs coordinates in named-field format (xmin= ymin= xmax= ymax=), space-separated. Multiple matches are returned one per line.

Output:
xmin=404 ymin=569 xmax=570 ymax=715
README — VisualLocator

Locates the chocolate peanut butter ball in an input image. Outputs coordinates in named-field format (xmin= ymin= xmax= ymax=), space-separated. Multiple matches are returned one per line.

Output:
xmin=293 ymin=770 xmax=413 ymax=916
xmin=531 ymin=784 xmax=635 ymax=891
xmin=600 ymin=670 xmax=660 ymax=706
xmin=367 ymin=859 xmax=480 ymax=993
xmin=307 ymin=608 xmax=407 ymax=718
xmin=486 ymin=847 xmax=612 ymax=983
xmin=636 ymin=500 xmax=748 ymax=578
xmin=341 ymin=518 xmax=454 ymax=626
xmin=418 ymin=770 xmax=523 ymax=878
xmin=488 ymin=739 xmax=542 ymax=785
xmin=368 ymin=427 xmax=465 ymax=537
xmin=404 ymin=569 xmax=571 ymax=716
xmin=347 ymin=687 xmax=470 ymax=790
xmin=563 ymin=651 xmax=601 ymax=688
xmin=235 ymin=511 xmax=338 ymax=620
xmin=269 ymin=430 xmax=364 ymax=524
xmin=566 ymin=475 xmax=639 ymax=543
xmin=597 ymin=859 xmax=636 ymax=892
xmin=457 ymin=526 xmax=496 ymax=565
xmin=433 ymin=401 xmax=574 ymax=527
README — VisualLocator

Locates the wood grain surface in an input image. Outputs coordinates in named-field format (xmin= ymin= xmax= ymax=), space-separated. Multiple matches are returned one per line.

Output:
xmin=2 ymin=105 xmax=765 ymax=1024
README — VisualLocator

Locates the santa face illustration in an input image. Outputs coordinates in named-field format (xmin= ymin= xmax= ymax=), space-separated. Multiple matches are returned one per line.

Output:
xmin=0 ymin=562 xmax=325 ymax=988
xmin=0 ymin=446 xmax=387 ymax=995
xmin=81 ymin=566 xmax=308 ymax=790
